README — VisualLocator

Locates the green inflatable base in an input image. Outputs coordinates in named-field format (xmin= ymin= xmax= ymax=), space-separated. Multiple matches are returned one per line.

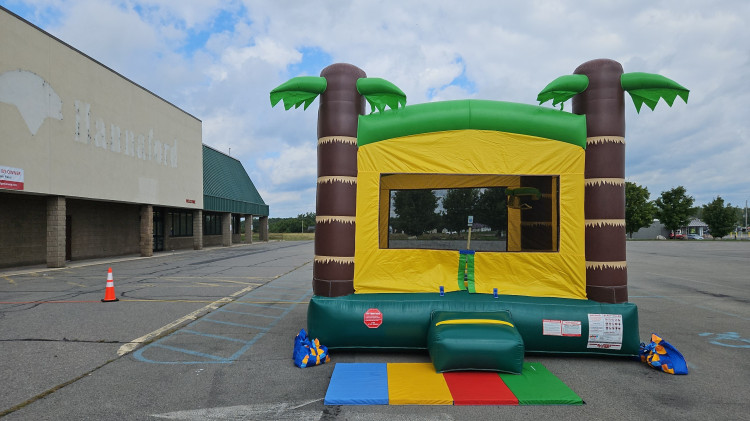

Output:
xmin=308 ymin=291 xmax=640 ymax=356
xmin=428 ymin=310 xmax=526 ymax=373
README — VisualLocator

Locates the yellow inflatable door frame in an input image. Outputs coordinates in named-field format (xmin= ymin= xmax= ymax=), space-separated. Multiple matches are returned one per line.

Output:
xmin=354 ymin=129 xmax=586 ymax=299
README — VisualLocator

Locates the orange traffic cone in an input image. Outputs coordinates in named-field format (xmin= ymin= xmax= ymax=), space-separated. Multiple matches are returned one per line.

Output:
xmin=101 ymin=267 xmax=119 ymax=302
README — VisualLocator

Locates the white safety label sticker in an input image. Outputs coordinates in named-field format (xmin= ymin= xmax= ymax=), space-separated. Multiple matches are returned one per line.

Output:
xmin=587 ymin=313 xmax=623 ymax=350
xmin=542 ymin=319 xmax=582 ymax=337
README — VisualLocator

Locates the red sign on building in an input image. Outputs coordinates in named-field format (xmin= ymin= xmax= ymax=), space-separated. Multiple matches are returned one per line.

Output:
xmin=0 ymin=166 xmax=24 ymax=191
xmin=364 ymin=308 xmax=383 ymax=328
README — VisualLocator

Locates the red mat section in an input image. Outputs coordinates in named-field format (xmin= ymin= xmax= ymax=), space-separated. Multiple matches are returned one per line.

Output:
xmin=443 ymin=372 xmax=519 ymax=405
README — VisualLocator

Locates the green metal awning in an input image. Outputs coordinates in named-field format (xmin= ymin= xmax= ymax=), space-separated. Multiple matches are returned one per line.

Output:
xmin=202 ymin=144 xmax=269 ymax=216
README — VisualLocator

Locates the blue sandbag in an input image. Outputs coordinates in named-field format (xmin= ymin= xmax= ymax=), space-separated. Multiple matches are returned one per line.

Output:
xmin=293 ymin=329 xmax=330 ymax=368
xmin=640 ymin=333 xmax=688 ymax=375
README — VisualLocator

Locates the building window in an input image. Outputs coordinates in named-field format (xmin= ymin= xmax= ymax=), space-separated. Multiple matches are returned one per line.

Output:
xmin=232 ymin=215 xmax=241 ymax=234
xmin=169 ymin=210 xmax=193 ymax=237
xmin=204 ymin=213 xmax=222 ymax=235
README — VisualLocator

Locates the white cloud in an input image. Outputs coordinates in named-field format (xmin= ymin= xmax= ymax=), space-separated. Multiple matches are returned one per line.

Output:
xmin=5 ymin=0 xmax=749 ymax=216
xmin=256 ymin=143 xmax=317 ymax=188
xmin=257 ymin=187 xmax=316 ymax=218
xmin=215 ymin=38 xmax=302 ymax=76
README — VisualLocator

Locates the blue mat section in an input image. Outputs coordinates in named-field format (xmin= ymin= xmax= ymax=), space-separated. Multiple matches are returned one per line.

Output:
xmin=324 ymin=363 xmax=389 ymax=405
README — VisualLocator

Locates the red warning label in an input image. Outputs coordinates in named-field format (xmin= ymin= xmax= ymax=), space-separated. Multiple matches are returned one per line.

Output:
xmin=364 ymin=308 xmax=383 ymax=328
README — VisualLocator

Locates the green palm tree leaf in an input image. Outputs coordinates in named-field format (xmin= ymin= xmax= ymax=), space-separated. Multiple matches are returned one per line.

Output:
xmin=356 ymin=77 xmax=407 ymax=113
xmin=537 ymin=74 xmax=589 ymax=109
xmin=270 ymin=76 xmax=327 ymax=110
xmin=621 ymin=72 xmax=689 ymax=113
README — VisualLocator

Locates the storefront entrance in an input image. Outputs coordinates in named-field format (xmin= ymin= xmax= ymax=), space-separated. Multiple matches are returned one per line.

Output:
xmin=153 ymin=208 xmax=164 ymax=252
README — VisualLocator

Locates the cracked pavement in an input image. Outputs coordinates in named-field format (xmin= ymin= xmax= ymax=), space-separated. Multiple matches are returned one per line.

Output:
xmin=0 ymin=241 xmax=313 ymax=416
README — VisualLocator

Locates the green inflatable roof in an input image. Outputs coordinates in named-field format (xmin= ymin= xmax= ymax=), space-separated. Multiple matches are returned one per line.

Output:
xmin=357 ymin=99 xmax=587 ymax=149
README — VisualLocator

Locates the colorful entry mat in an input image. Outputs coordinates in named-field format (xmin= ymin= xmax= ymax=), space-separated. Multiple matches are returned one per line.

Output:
xmin=324 ymin=362 xmax=582 ymax=406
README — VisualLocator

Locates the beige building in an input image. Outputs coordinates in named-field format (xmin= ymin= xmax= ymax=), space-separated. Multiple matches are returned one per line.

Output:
xmin=0 ymin=7 xmax=268 ymax=268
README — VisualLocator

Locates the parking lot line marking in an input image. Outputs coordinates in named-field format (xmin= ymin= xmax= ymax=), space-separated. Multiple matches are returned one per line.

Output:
xmin=130 ymin=281 xmax=263 ymax=288
xmin=232 ymin=302 xmax=284 ymax=309
xmin=150 ymin=399 xmax=324 ymax=419
xmin=225 ymin=293 xmax=313 ymax=362
xmin=261 ymin=284 xmax=299 ymax=290
xmin=133 ymin=289 xmax=312 ymax=364
xmin=151 ymin=343 xmax=228 ymax=362
xmin=116 ymin=284 xmax=257 ymax=356
xmin=244 ymin=288 xmax=298 ymax=295
xmin=231 ymin=287 xmax=258 ymax=297
xmin=215 ymin=308 xmax=281 ymax=318
xmin=4 ymin=275 xmax=16 ymax=285
xmin=214 ymin=279 xmax=266 ymax=285
xmin=235 ymin=301 xmax=309 ymax=305
xmin=181 ymin=329 xmax=251 ymax=344
xmin=121 ymin=299 xmax=229 ymax=303
xmin=202 ymin=318 xmax=270 ymax=330
xmin=0 ymin=300 xmax=100 ymax=304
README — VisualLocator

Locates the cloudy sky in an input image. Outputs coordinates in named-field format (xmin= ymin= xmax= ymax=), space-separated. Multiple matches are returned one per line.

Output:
xmin=3 ymin=0 xmax=748 ymax=217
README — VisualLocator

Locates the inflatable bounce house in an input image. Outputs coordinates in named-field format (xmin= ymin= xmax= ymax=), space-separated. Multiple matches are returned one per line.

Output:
xmin=271 ymin=59 xmax=688 ymax=365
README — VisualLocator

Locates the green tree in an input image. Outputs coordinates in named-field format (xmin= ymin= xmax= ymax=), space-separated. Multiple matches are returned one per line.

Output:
xmin=702 ymin=197 xmax=736 ymax=239
xmin=269 ymin=218 xmax=296 ymax=233
xmin=625 ymin=182 xmax=656 ymax=238
xmin=654 ymin=186 xmax=695 ymax=234
xmin=268 ymin=213 xmax=316 ymax=233
xmin=442 ymin=188 xmax=479 ymax=232
xmin=298 ymin=212 xmax=316 ymax=232
xmin=474 ymin=187 xmax=507 ymax=235
xmin=392 ymin=190 xmax=438 ymax=236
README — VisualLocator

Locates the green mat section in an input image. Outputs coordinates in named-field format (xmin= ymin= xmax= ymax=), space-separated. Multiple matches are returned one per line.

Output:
xmin=499 ymin=362 xmax=583 ymax=405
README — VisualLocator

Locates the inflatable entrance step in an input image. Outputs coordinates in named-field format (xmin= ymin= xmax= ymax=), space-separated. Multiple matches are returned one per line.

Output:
xmin=427 ymin=311 xmax=525 ymax=374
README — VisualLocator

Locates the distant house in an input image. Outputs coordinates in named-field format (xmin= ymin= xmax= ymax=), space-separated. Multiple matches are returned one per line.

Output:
xmin=686 ymin=218 xmax=709 ymax=236
xmin=630 ymin=218 xmax=708 ymax=239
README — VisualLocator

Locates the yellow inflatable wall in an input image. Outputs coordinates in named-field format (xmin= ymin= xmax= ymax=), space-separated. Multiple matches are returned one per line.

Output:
xmin=354 ymin=129 xmax=587 ymax=299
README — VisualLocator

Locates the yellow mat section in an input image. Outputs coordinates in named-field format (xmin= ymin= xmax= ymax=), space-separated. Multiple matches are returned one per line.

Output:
xmin=387 ymin=363 xmax=453 ymax=405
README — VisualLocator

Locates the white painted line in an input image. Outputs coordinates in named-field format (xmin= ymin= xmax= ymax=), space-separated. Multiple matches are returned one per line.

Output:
xmin=151 ymin=400 xmax=322 ymax=420
xmin=116 ymin=284 xmax=257 ymax=356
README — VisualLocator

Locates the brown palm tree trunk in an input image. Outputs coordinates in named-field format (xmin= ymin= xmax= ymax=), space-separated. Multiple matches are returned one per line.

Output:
xmin=313 ymin=63 xmax=366 ymax=297
xmin=572 ymin=59 xmax=628 ymax=303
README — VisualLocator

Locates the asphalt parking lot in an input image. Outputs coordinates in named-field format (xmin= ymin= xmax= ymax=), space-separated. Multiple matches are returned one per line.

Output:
xmin=0 ymin=240 xmax=748 ymax=420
